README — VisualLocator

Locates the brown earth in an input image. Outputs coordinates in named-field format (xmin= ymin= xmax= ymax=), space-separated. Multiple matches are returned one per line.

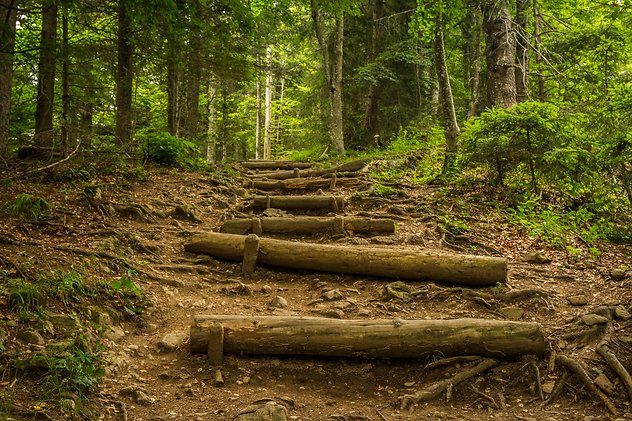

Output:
xmin=0 ymin=161 xmax=631 ymax=421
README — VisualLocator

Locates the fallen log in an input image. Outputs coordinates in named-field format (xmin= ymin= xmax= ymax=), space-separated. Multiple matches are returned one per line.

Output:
xmin=220 ymin=216 xmax=396 ymax=236
xmin=252 ymin=195 xmax=344 ymax=211
xmin=184 ymin=232 xmax=507 ymax=286
xmin=240 ymin=160 xmax=313 ymax=170
xmin=252 ymin=159 xmax=366 ymax=180
xmin=189 ymin=315 xmax=546 ymax=361
xmin=246 ymin=176 xmax=362 ymax=191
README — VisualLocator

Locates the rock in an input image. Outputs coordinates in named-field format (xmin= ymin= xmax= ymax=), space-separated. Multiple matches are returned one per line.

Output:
xmin=568 ymin=295 xmax=589 ymax=306
xmin=19 ymin=330 xmax=46 ymax=346
xmin=191 ymin=299 xmax=207 ymax=308
xmin=270 ymin=296 xmax=288 ymax=309
xmin=581 ymin=314 xmax=609 ymax=326
xmin=46 ymin=312 xmax=82 ymax=334
xmin=500 ymin=307 xmax=524 ymax=320
xmin=173 ymin=205 xmax=203 ymax=223
xmin=262 ymin=208 xmax=286 ymax=217
xmin=104 ymin=326 xmax=126 ymax=342
xmin=158 ymin=332 xmax=188 ymax=352
xmin=371 ymin=236 xmax=395 ymax=245
xmin=348 ymin=238 xmax=370 ymax=246
xmin=542 ymin=381 xmax=555 ymax=394
xmin=261 ymin=285 xmax=273 ymax=294
xmin=236 ymin=400 xmax=288 ymax=421
xmin=322 ymin=289 xmax=344 ymax=301
xmin=614 ymin=306 xmax=631 ymax=320
xmin=120 ymin=386 xmax=155 ymax=405
xmin=319 ymin=309 xmax=344 ymax=319
xmin=381 ymin=282 xmax=413 ymax=302
xmin=523 ymin=251 xmax=551 ymax=264
xmin=594 ymin=374 xmax=615 ymax=395
xmin=61 ymin=398 xmax=76 ymax=412
xmin=610 ymin=269 xmax=627 ymax=281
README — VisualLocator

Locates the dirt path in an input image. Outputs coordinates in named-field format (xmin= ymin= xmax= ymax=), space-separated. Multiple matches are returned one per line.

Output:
xmin=1 ymin=163 xmax=631 ymax=420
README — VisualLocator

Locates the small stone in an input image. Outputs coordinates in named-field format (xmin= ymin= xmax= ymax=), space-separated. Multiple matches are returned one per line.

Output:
xmin=61 ymin=398 xmax=76 ymax=412
xmin=594 ymin=374 xmax=615 ymax=395
xmin=581 ymin=314 xmax=609 ymax=326
xmin=191 ymin=299 xmax=207 ymax=308
xmin=270 ymin=296 xmax=288 ymax=309
xmin=120 ymin=386 xmax=154 ymax=405
xmin=261 ymin=285 xmax=273 ymax=294
xmin=523 ymin=251 xmax=551 ymax=264
xmin=542 ymin=381 xmax=555 ymax=394
xmin=322 ymin=289 xmax=344 ymax=301
xmin=104 ymin=326 xmax=126 ymax=342
xmin=158 ymin=332 xmax=188 ymax=352
xmin=404 ymin=381 xmax=416 ymax=388
xmin=236 ymin=401 xmax=287 ymax=421
xmin=46 ymin=312 xmax=82 ymax=333
xmin=500 ymin=307 xmax=524 ymax=320
xmin=568 ymin=295 xmax=589 ymax=306
xmin=614 ymin=306 xmax=631 ymax=320
xmin=348 ymin=238 xmax=370 ymax=246
xmin=19 ymin=330 xmax=46 ymax=346
xmin=610 ymin=269 xmax=627 ymax=281
xmin=320 ymin=309 xmax=344 ymax=319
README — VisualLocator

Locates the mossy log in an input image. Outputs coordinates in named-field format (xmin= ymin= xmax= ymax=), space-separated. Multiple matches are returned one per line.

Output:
xmin=246 ymin=176 xmax=361 ymax=191
xmin=189 ymin=315 xmax=546 ymax=360
xmin=252 ymin=195 xmax=344 ymax=211
xmin=240 ymin=160 xmax=313 ymax=170
xmin=220 ymin=216 xmax=396 ymax=236
xmin=184 ymin=232 xmax=507 ymax=286
xmin=251 ymin=159 xmax=366 ymax=180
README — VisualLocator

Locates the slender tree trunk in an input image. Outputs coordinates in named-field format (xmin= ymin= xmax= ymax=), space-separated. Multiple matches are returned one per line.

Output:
xmin=275 ymin=73 xmax=285 ymax=148
xmin=78 ymin=59 xmax=93 ymax=146
xmin=205 ymin=77 xmax=216 ymax=164
xmin=255 ymin=74 xmax=261 ymax=159
xmin=0 ymin=0 xmax=19 ymax=158
xmin=221 ymin=87 xmax=227 ymax=162
xmin=515 ymin=0 xmax=530 ymax=103
xmin=464 ymin=0 xmax=483 ymax=116
xmin=166 ymin=33 xmax=179 ymax=137
xmin=330 ymin=15 xmax=345 ymax=155
xmin=433 ymin=21 xmax=460 ymax=173
xmin=183 ymin=13 xmax=201 ymax=140
xmin=263 ymin=45 xmax=273 ymax=160
xmin=34 ymin=0 xmax=58 ymax=152
xmin=533 ymin=0 xmax=545 ymax=101
xmin=362 ymin=0 xmax=383 ymax=144
xmin=60 ymin=5 xmax=70 ymax=154
xmin=115 ymin=0 xmax=133 ymax=149
xmin=483 ymin=0 xmax=517 ymax=108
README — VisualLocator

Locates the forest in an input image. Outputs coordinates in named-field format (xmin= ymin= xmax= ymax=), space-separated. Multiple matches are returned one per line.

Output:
xmin=0 ymin=0 xmax=631 ymax=420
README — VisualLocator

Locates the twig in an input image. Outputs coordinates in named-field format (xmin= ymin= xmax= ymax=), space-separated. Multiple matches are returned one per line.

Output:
xmin=597 ymin=343 xmax=632 ymax=402
xmin=2 ymin=141 xmax=81 ymax=181
xmin=555 ymin=355 xmax=618 ymax=415
xmin=399 ymin=358 xmax=498 ymax=410
xmin=542 ymin=371 xmax=568 ymax=406
xmin=530 ymin=360 xmax=545 ymax=401
xmin=424 ymin=355 xmax=483 ymax=370
xmin=471 ymin=384 xmax=498 ymax=409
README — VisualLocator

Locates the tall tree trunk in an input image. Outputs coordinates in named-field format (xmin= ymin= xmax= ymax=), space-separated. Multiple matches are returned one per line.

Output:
xmin=60 ymin=5 xmax=69 ymax=153
xmin=0 ymin=0 xmax=19 ymax=158
xmin=221 ymin=86 xmax=227 ymax=162
xmin=34 ymin=0 xmax=58 ymax=152
xmin=275 ymin=73 xmax=285 ymax=148
xmin=483 ymin=0 xmax=517 ymax=108
xmin=255 ymin=76 xmax=261 ymax=159
xmin=263 ymin=46 xmax=273 ymax=160
xmin=433 ymin=21 xmax=460 ymax=173
xmin=515 ymin=0 xmax=530 ymax=102
xmin=115 ymin=0 xmax=133 ymax=149
xmin=205 ymin=77 xmax=216 ymax=164
xmin=362 ymin=0 xmax=383 ymax=144
xmin=166 ymin=33 xmax=179 ymax=137
xmin=464 ymin=0 xmax=483 ymax=116
xmin=330 ymin=15 xmax=345 ymax=155
xmin=533 ymin=0 xmax=545 ymax=101
xmin=183 ymin=12 xmax=201 ymax=140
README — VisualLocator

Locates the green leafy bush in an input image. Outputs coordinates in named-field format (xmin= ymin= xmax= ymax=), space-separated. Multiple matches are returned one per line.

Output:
xmin=137 ymin=128 xmax=204 ymax=168
xmin=9 ymin=193 xmax=49 ymax=221
xmin=7 ymin=279 xmax=44 ymax=312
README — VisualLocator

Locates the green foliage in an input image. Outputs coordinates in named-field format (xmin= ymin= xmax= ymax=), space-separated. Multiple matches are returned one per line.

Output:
xmin=56 ymin=271 xmax=92 ymax=307
xmin=372 ymin=182 xmax=401 ymax=197
xmin=7 ymin=279 xmax=44 ymax=312
xmin=137 ymin=128 xmax=204 ymax=168
xmin=9 ymin=194 xmax=49 ymax=221
xmin=99 ymin=275 xmax=144 ymax=316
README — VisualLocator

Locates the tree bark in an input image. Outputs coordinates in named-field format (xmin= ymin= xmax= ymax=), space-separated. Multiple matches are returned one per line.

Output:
xmin=205 ymin=77 xmax=216 ymax=164
xmin=115 ymin=0 xmax=133 ymax=149
xmin=0 ymin=0 xmax=19 ymax=158
xmin=183 ymin=8 xmax=201 ymax=140
xmin=166 ymin=32 xmax=179 ymax=137
xmin=330 ymin=15 xmax=345 ymax=155
xmin=362 ymin=0 xmax=383 ymax=144
xmin=483 ymin=0 xmax=517 ymax=108
xmin=60 ymin=6 xmax=69 ymax=154
xmin=464 ymin=0 xmax=484 ymax=116
xmin=248 ymin=159 xmax=365 ymax=180
xmin=251 ymin=195 xmax=344 ymax=211
xmin=263 ymin=45 xmax=273 ymax=160
xmin=246 ymin=176 xmax=362 ymax=191
xmin=185 ymin=232 xmax=508 ymax=286
xmin=220 ymin=216 xmax=395 ymax=236
xmin=275 ymin=71 xmax=284 ymax=150
xmin=433 ymin=21 xmax=460 ymax=172
xmin=255 ymin=73 xmax=261 ymax=159
xmin=241 ymin=160 xmax=313 ymax=170
xmin=33 ymin=0 xmax=58 ymax=152
xmin=533 ymin=0 xmax=545 ymax=101
xmin=189 ymin=315 xmax=545 ymax=358
xmin=515 ymin=0 xmax=530 ymax=103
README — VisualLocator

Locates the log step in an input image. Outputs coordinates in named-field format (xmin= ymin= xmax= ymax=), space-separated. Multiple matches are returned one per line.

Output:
xmin=220 ymin=216 xmax=396 ymax=236
xmin=252 ymin=195 xmax=344 ymax=212
xmin=184 ymin=232 xmax=507 ymax=286
xmin=246 ymin=176 xmax=362 ymax=191
xmin=240 ymin=160 xmax=313 ymax=170
xmin=190 ymin=315 xmax=546 ymax=362
xmin=250 ymin=159 xmax=366 ymax=180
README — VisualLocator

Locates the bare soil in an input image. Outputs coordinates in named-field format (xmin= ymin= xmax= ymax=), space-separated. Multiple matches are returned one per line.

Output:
xmin=0 ymin=162 xmax=630 ymax=421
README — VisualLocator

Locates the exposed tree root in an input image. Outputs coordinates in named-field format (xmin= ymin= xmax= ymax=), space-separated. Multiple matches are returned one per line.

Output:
xmin=424 ymin=355 xmax=484 ymax=370
xmin=555 ymin=355 xmax=618 ymax=415
xmin=398 ymin=358 xmax=498 ymax=410
xmin=597 ymin=343 xmax=632 ymax=402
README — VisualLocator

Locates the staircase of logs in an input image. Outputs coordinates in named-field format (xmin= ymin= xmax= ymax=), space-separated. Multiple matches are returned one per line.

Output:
xmin=183 ymin=159 xmax=545 ymax=364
